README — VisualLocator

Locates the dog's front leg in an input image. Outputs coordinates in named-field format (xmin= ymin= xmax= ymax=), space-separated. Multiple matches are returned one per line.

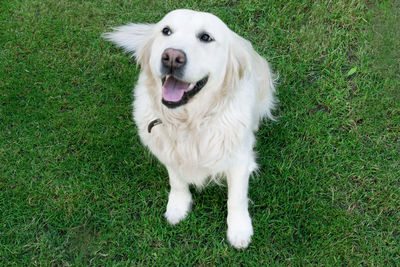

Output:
xmin=164 ymin=167 xmax=192 ymax=225
xmin=226 ymin=161 xmax=254 ymax=249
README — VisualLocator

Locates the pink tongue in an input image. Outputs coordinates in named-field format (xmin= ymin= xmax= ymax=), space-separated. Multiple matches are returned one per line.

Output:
xmin=162 ymin=76 xmax=190 ymax=102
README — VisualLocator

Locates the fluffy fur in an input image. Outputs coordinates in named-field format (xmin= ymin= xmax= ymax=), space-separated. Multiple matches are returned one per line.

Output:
xmin=103 ymin=9 xmax=276 ymax=249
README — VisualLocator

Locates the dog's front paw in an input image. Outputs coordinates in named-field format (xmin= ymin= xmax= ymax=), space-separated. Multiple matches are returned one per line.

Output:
xmin=227 ymin=214 xmax=253 ymax=249
xmin=164 ymin=191 xmax=192 ymax=225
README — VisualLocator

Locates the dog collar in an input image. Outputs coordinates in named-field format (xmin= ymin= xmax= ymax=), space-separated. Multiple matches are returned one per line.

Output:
xmin=148 ymin=119 xmax=162 ymax=133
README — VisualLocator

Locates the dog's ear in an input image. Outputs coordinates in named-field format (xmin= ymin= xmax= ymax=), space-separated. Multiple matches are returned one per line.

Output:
xmin=226 ymin=32 xmax=277 ymax=120
xmin=102 ymin=23 xmax=155 ymax=64
xmin=224 ymin=33 xmax=252 ymax=89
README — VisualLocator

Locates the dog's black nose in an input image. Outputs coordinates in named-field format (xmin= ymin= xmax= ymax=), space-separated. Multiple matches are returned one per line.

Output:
xmin=162 ymin=48 xmax=186 ymax=70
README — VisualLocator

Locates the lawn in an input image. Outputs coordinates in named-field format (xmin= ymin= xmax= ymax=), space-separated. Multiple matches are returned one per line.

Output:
xmin=1 ymin=0 xmax=399 ymax=265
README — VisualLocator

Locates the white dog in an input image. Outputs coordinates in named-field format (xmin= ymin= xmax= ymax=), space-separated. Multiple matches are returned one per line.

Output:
xmin=103 ymin=9 xmax=276 ymax=249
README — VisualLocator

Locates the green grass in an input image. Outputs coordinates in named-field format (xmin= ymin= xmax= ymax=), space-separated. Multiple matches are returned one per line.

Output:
xmin=1 ymin=0 xmax=399 ymax=265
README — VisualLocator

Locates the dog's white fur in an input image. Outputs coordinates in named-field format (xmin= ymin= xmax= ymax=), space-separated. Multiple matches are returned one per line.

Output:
xmin=103 ymin=9 xmax=276 ymax=249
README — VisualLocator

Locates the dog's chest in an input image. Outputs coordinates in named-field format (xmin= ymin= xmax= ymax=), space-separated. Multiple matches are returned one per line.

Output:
xmin=143 ymin=119 xmax=243 ymax=172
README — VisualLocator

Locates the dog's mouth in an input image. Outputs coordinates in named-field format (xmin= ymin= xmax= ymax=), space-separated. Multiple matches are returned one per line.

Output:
xmin=161 ymin=75 xmax=208 ymax=108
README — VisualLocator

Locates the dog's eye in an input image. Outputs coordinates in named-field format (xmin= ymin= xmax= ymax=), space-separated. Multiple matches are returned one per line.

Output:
xmin=199 ymin=33 xmax=214 ymax=42
xmin=162 ymin=27 xmax=172 ymax=36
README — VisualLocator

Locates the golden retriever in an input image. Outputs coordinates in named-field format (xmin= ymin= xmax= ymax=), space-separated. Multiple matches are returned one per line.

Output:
xmin=103 ymin=9 xmax=277 ymax=249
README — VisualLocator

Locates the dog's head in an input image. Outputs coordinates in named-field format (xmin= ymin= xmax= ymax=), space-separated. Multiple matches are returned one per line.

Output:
xmin=103 ymin=9 xmax=251 ymax=109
